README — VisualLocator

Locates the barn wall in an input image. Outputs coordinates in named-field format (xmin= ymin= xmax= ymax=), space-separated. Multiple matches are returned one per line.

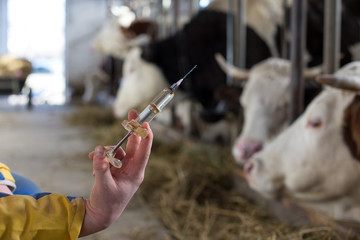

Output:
xmin=65 ymin=0 xmax=106 ymax=95
xmin=0 ymin=0 xmax=8 ymax=55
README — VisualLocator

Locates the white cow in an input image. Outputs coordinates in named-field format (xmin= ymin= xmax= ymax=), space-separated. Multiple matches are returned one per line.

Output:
xmin=112 ymin=47 xmax=199 ymax=139
xmin=215 ymin=53 xmax=321 ymax=164
xmin=92 ymin=17 xmax=154 ymax=59
xmin=84 ymin=13 xmax=156 ymax=104
xmin=110 ymin=0 xmax=306 ymax=142
xmin=92 ymin=17 xmax=129 ymax=59
xmin=244 ymin=61 xmax=360 ymax=222
xmin=113 ymin=47 xmax=240 ymax=142
xmin=112 ymin=47 xmax=168 ymax=118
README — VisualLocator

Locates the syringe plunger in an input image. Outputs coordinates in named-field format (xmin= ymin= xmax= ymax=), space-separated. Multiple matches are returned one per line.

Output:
xmin=122 ymin=86 xmax=175 ymax=137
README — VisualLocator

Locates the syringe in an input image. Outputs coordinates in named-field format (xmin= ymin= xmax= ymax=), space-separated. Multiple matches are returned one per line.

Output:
xmin=106 ymin=65 xmax=197 ymax=168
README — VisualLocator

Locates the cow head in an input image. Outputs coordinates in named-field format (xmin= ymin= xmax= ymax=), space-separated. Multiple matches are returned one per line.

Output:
xmin=215 ymin=53 xmax=321 ymax=164
xmin=244 ymin=61 xmax=360 ymax=221
xmin=112 ymin=47 xmax=168 ymax=118
xmin=92 ymin=17 xmax=130 ymax=59
xmin=316 ymin=70 xmax=360 ymax=161
xmin=92 ymin=12 xmax=156 ymax=59
xmin=235 ymin=58 xmax=295 ymax=164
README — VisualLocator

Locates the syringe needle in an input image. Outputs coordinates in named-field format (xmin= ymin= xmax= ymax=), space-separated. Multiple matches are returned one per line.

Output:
xmin=184 ymin=65 xmax=197 ymax=79
xmin=171 ymin=65 xmax=197 ymax=90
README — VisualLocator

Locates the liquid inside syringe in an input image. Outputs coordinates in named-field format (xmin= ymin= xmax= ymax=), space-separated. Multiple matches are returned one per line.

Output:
xmin=106 ymin=65 xmax=197 ymax=168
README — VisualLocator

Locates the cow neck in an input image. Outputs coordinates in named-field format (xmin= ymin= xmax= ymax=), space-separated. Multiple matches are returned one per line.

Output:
xmin=343 ymin=94 xmax=360 ymax=161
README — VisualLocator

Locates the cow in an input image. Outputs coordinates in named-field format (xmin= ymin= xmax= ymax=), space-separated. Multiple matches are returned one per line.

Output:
xmin=244 ymin=61 xmax=360 ymax=222
xmin=92 ymin=16 xmax=157 ymax=60
xmin=111 ymin=0 xmax=360 ymax=144
xmin=113 ymin=0 xmax=360 ymax=117
xmin=206 ymin=0 xmax=360 ymax=67
xmin=112 ymin=46 xmax=199 ymax=140
xmin=215 ymin=53 xmax=322 ymax=164
xmin=83 ymin=15 xmax=158 ymax=104
xmin=82 ymin=55 xmax=123 ymax=105
xmin=113 ymin=46 xmax=168 ymax=118
xmin=112 ymin=0 xmax=283 ymax=142
xmin=214 ymin=0 xmax=360 ymax=163
xmin=112 ymin=0 xmax=294 ymax=115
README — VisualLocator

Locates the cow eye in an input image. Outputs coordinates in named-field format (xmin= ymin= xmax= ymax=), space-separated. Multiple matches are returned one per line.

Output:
xmin=307 ymin=118 xmax=322 ymax=128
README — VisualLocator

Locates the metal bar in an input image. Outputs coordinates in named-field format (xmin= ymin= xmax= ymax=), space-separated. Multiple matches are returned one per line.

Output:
xmin=172 ymin=0 xmax=179 ymax=33
xmin=158 ymin=0 xmax=169 ymax=38
xmin=288 ymin=0 xmax=307 ymax=123
xmin=281 ymin=0 xmax=290 ymax=59
xmin=323 ymin=0 xmax=341 ymax=74
xmin=236 ymin=0 xmax=247 ymax=69
xmin=226 ymin=0 xmax=234 ymax=86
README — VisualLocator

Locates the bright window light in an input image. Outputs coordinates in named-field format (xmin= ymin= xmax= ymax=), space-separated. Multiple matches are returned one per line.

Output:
xmin=199 ymin=0 xmax=210 ymax=8
xmin=7 ymin=0 xmax=66 ymax=106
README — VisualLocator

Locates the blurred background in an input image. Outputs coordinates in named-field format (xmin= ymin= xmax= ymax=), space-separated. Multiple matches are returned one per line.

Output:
xmin=1 ymin=1 xmax=360 ymax=239
xmin=0 ymin=0 xmax=212 ymax=107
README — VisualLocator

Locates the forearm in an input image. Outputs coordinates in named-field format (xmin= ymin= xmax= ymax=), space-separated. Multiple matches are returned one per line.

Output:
xmin=79 ymin=199 xmax=112 ymax=237
xmin=79 ymin=192 xmax=135 ymax=237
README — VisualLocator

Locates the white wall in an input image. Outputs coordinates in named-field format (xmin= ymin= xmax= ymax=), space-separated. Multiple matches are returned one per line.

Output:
xmin=0 ymin=0 xmax=8 ymax=55
xmin=65 ymin=0 xmax=107 ymax=93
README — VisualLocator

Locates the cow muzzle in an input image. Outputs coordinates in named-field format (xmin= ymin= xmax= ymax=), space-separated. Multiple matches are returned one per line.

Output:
xmin=233 ymin=139 xmax=263 ymax=165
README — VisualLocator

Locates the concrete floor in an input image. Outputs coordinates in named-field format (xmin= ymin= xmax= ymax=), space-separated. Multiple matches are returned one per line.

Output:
xmin=0 ymin=100 xmax=169 ymax=239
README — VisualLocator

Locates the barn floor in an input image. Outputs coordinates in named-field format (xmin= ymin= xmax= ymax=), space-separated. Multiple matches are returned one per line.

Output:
xmin=0 ymin=98 xmax=169 ymax=240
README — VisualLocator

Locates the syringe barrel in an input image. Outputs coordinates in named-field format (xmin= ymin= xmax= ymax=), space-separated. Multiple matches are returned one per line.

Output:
xmin=136 ymin=88 xmax=175 ymax=124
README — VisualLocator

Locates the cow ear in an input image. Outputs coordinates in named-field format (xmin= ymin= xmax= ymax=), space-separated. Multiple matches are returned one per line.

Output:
xmin=343 ymin=95 xmax=360 ymax=161
xmin=316 ymin=75 xmax=360 ymax=91
xmin=214 ymin=53 xmax=249 ymax=80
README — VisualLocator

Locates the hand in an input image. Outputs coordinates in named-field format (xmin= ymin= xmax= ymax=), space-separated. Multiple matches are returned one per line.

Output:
xmin=79 ymin=109 xmax=153 ymax=236
xmin=0 ymin=184 xmax=12 ymax=195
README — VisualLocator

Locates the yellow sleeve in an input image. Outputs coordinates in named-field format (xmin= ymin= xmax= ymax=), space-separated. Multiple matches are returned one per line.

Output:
xmin=0 ymin=192 xmax=85 ymax=240
xmin=0 ymin=163 xmax=16 ymax=192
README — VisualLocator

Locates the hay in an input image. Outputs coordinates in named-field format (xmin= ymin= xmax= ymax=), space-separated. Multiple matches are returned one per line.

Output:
xmin=66 ymin=105 xmax=116 ymax=127
xmin=141 ymin=141 xmax=337 ymax=240
xmin=66 ymin=106 xmax=354 ymax=240
xmin=65 ymin=106 xmax=127 ymax=145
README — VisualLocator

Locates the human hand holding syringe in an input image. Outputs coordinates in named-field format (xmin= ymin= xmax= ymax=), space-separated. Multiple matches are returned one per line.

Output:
xmin=105 ymin=65 xmax=197 ymax=168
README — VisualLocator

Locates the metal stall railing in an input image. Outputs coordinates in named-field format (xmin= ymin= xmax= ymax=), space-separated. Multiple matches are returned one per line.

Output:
xmin=323 ymin=0 xmax=341 ymax=74
xmin=226 ymin=0 xmax=247 ymax=87
xmin=281 ymin=0 xmax=290 ymax=59
xmin=226 ymin=0 xmax=235 ymax=86
xmin=288 ymin=0 xmax=341 ymax=123
xmin=288 ymin=0 xmax=307 ymax=123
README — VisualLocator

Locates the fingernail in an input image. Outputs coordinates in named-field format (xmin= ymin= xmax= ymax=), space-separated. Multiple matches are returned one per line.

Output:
xmin=95 ymin=147 xmax=104 ymax=157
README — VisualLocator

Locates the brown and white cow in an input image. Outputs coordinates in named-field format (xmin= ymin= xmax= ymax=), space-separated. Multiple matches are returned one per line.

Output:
xmin=215 ymin=53 xmax=322 ymax=164
xmin=84 ymin=14 xmax=158 ymax=104
xmin=92 ymin=16 xmax=157 ymax=59
xmin=244 ymin=61 xmax=360 ymax=222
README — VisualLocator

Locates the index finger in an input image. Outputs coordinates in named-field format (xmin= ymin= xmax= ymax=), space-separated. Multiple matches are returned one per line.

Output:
xmin=125 ymin=110 xmax=141 ymax=157
xmin=132 ymin=122 xmax=153 ymax=172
